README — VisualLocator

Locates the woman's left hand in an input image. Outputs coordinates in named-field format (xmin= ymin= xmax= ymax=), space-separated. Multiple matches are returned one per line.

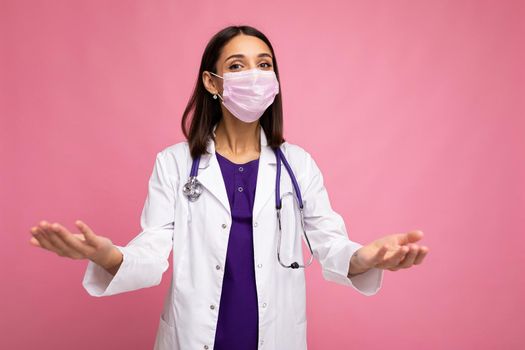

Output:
xmin=349 ymin=230 xmax=429 ymax=275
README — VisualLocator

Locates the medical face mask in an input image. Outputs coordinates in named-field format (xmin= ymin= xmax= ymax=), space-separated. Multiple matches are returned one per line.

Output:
xmin=210 ymin=68 xmax=280 ymax=123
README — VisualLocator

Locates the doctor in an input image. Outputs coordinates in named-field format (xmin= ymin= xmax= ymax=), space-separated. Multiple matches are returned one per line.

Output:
xmin=29 ymin=25 xmax=429 ymax=350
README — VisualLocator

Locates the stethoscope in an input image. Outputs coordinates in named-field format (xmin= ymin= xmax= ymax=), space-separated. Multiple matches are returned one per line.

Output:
xmin=182 ymin=146 xmax=315 ymax=269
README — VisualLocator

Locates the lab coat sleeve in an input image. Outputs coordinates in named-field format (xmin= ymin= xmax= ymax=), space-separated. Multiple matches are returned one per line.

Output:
xmin=82 ymin=151 xmax=176 ymax=297
xmin=301 ymin=151 xmax=384 ymax=296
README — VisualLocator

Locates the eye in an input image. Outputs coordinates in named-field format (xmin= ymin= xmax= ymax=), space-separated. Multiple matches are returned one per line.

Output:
xmin=228 ymin=63 xmax=242 ymax=70
xmin=260 ymin=62 xmax=273 ymax=68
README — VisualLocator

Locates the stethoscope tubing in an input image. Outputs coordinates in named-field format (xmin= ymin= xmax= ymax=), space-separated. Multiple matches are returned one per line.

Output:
xmin=183 ymin=146 xmax=315 ymax=269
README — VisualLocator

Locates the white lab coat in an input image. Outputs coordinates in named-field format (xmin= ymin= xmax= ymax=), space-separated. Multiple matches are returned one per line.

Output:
xmin=82 ymin=123 xmax=384 ymax=350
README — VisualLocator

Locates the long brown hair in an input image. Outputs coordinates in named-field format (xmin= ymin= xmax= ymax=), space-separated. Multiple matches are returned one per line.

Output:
xmin=181 ymin=25 xmax=285 ymax=159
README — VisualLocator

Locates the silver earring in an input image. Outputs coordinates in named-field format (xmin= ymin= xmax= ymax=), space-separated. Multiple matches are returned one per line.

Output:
xmin=213 ymin=94 xmax=218 ymax=99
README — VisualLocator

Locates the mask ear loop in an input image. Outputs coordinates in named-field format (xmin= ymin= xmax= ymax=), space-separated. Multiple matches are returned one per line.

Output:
xmin=209 ymin=71 xmax=224 ymax=101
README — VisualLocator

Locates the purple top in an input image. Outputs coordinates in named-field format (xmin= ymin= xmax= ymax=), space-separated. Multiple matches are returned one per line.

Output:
xmin=213 ymin=151 xmax=260 ymax=350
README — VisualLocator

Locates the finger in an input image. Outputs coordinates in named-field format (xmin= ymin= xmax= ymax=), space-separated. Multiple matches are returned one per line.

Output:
xmin=45 ymin=223 xmax=76 ymax=257
xmin=39 ymin=221 xmax=68 ymax=254
xmin=29 ymin=227 xmax=42 ymax=247
xmin=75 ymin=220 xmax=98 ymax=245
xmin=36 ymin=222 xmax=53 ymax=243
xmin=38 ymin=221 xmax=56 ymax=241
xmin=29 ymin=236 xmax=41 ymax=247
xmin=48 ymin=223 xmax=85 ymax=259
xmin=397 ymin=244 xmax=419 ymax=268
xmin=386 ymin=245 xmax=409 ymax=267
xmin=72 ymin=233 xmax=87 ymax=242
xmin=33 ymin=225 xmax=57 ymax=252
xmin=398 ymin=230 xmax=424 ymax=245
xmin=50 ymin=222 xmax=91 ymax=257
xmin=413 ymin=246 xmax=429 ymax=265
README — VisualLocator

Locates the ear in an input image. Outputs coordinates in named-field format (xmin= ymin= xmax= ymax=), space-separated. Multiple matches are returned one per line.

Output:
xmin=202 ymin=71 xmax=221 ymax=95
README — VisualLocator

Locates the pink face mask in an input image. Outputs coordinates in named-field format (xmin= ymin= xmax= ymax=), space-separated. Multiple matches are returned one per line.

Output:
xmin=210 ymin=68 xmax=280 ymax=123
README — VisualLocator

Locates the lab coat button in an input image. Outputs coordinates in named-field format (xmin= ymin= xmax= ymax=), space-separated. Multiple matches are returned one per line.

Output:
xmin=210 ymin=304 xmax=215 ymax=310
xmin=254 ymin=222 xmax=258 ymax=227
xmin=257 ymin=263 xmax=263 ymax=268
xmin=262 ymin=302 xmax=267 ymax=308
xmin=215 ymin=264 xmax=221 ymax=270
xmin=221 ymin=223 xmax=227 ymax=229
xmin=204 ymin=346 xmax=209 ymax=350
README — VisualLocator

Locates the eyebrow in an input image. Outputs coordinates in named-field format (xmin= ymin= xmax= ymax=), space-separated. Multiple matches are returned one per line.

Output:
xmin=224 ymin=53 xmax=273 ymax=62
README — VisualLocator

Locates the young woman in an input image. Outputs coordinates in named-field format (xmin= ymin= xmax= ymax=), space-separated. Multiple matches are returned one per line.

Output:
xmin=29 ymin=25 xmax=429 ymax=350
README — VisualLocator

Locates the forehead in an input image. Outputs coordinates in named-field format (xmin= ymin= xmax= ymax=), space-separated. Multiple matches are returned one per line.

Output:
xmin=219 ymin=34 xmax=272 ymax=61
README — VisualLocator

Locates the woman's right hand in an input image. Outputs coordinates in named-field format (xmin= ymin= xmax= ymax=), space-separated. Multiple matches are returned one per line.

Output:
xmin=29 ymin=220 xmax=123 ymax=272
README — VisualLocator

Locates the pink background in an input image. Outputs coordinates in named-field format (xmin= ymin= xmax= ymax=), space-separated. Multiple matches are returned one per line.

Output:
xmin=1 ymin=0 xmax=524 ymax=349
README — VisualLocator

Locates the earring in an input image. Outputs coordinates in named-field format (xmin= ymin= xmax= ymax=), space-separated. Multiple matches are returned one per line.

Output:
xmin=213 ymin=94 xmax=217 ymax=99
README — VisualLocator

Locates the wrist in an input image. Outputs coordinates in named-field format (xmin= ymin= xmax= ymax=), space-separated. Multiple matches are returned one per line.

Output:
xmin=348 ymin=248 xmax=369 ymax=277
xmin=97 ymin=246 xmax=123 ymax=271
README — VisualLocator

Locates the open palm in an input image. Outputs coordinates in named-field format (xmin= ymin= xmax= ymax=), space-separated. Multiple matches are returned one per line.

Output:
xmin=355 ymin=230 xmax=429 ymax=272
xmin=29 ymin=220 xmax=115 ymax=268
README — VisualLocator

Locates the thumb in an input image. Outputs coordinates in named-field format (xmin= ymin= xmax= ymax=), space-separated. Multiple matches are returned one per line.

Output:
xmin=75 ymin=220 xmax=97 ymax=245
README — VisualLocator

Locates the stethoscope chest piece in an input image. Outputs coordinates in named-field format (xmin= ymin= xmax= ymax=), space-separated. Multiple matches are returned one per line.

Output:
xmin=183 ymin=176 xmax=203 ymax=202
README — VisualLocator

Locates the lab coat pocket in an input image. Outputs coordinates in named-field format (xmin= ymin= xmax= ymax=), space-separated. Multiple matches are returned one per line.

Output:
xmin=154 ymin=316 xmax=176 ymax=350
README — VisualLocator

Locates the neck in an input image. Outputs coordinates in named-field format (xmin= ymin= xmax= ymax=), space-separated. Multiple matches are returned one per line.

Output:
xmin=214 ymin=117 xmax=261 ymax=156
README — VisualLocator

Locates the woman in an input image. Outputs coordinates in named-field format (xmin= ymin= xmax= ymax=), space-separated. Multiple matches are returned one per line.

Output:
xmin=29 ymin=25 xmax=429 ymax=350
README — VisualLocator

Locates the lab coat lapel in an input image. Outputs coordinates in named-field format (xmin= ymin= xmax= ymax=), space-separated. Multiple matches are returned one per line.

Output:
xmin=253 ymin=132 xmax=277 ymax=221
xmin=195 ymin=123 xmax=277 ymax=220
xmin=194 ymin=129 xmax=231 ymax=216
